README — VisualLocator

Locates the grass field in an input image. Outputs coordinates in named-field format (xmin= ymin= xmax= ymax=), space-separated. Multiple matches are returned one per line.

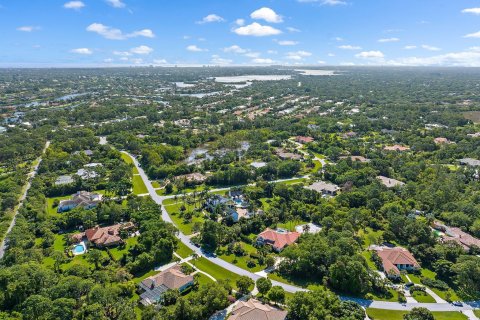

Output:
xmin=474 ymin=310 xmax=480 ymax=317
xmin=165 ymin=203 xmax=204 ymax=235
xmin=120 ymin=153 xmax=139 ymax=174
xmin=366 ymin=309 xmax=467 ymax=320
xmin=407 ymin=270 xmax=460 ymax=301
xmin=191 ymin=257 xmax=245 ymax=290
xmin=132 ymin=175 xmax=148 ymax=195
xmin=109 ymin=237 xmax=138 ymax=260
xmin=217 ymin=242 xmax=266 ymax=272
xmin=175 ymin=241 xmax=194 ymax=258
xmin=412 ymin=290 xmax=436 ymax=303
xmin=276 ymin=219 xmax=308 ymax=232
xmin=278 ymin=178 xmax=306 ymax=185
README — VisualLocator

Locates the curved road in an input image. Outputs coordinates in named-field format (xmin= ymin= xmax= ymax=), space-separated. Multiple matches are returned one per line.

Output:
xmin=0 ymin=141 xmax=50 ymax=259
xmin=124 ymin=152 xmax=480 ymax=313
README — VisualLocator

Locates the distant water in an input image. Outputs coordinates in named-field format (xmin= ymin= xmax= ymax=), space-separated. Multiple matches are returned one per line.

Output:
xmin=295 ymin=69 xmax=337 ymax=76
xmin=214 ymin=75 xmax=292 ymax=83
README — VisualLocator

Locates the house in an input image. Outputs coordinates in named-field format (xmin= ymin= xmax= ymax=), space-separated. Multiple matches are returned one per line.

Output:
xmin=250 ymin=161 xmax=267 ymax=168
xmin=54 ymin=175 xmax=74 ymax=186
xmin=228 ymin=299 xmax=287 ymax=320
xmin=304 ymin=181 xmax=340 ymax=196
xmin=295 ymin=223 xmax=322 ymax=234
xmin=175 ymin=172 xmax=207 ymax=184
xmin=373 ymin=246 xmax=420 ymax=279
xmin=275 ymin=149 xmax=303 ymax=161
xmin=139 ymin=265 xmax=194 ymax=306
xmin=257 ymin=228 xmax=300 ymax=252
xmin=384 ymin=145 xmax=410 ymax=152
xmin=339 ymin=155 xmax=370 ymax=163
xmin=204 ymin=194 xmax=230 ymax=212
xmin=458 ymin=158 xmax=480 ymax=167
xmin=467 ymin=132 xmax=480 ymax=138
xmin=432 ymin=221 xmax=480 ymax=251
xmin=434 ymin=137 xmax=453 ymax=145
xmin=342 ymin=131 xmax=357 ymax=139
xmin=295 ymin=136 xmax=314 ymax=144
xmin=376 ymin=176 xmax=405 ymax=188
xmin=84 ymin=222 xmax=135 ymax=248
xmin=58 ymin=191 xmax=103 ymax=213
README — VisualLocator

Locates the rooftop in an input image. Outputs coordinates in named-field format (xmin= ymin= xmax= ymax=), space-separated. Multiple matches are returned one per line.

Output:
xmin=229 ymin=299 xmax=287 ymax=320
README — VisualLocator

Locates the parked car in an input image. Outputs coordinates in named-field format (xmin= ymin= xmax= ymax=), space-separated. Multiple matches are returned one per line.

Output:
xmin=452 ymin=301 xmax=463 ymax=307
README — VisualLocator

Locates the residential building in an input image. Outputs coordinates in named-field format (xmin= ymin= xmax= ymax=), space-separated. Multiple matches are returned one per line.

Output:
xmin=257 ymin=228 xmax=300 ymax=252
xmin=275 ymin=148 xmax=303 ymax=161
xmin=373 ymin=246 xmax=420 ymax=279
xmin=175 ymin=172 xmax=207 ymax=183
xmin=139 ymin=265 xmax=194 ymax=306
xmin=304 ymin=181 xmax=340 ymax=196
xmin=54 ymin=174 xmax=74 ymax=186
xmin=339 ymin=155 xmax=370 ymax=163
xmin=434 ymin=137 xmax=452 ymax=145
xmin=458 ymin=158 xmax=480 ymax=167
xmin=295 ymin=136 xmax=314 ymax=144
xmin=295 ymin=223 xmax=322 ymax=234
xmin=57 ymin=191 xmax=103 ymax=213
xmin=84 ymin=222 xmax=135 ymax=248
xmin=376 ymin=176 xmax=405 ymax=188
xmin=383 ymin=145 xmax=410 ymax=152
xmin=228 ymin=299 xmax=287 ymax=320
xmin=432 ymin=221 xmax=480 ymax=251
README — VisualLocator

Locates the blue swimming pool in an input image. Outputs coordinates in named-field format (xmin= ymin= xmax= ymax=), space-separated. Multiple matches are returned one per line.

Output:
xmin=73 ymin=244 xmax=86 ymax=254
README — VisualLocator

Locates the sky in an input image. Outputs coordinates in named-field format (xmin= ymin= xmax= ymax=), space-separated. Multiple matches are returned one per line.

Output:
xmin=2 ymin=0 xmax=480 ymax=67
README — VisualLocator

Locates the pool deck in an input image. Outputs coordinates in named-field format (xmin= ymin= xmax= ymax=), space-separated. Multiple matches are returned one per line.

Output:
xmin=72 ymin=241 xmax=87 ymax=256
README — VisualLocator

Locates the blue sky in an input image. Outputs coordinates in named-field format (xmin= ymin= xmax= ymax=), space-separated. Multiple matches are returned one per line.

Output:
xmin=2 ymin=0 xmax=480 ymax=67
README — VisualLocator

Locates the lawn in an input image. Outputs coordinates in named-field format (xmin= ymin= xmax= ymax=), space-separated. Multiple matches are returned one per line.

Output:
xmin=361 ymin=251 xmax=377 ymax=270
xmin=120 ymin=153 xmax=139 ymax=174
xmin=278 ymin=178 xmax=306 ymax=185
xmin=412 ymin=290 xmax=436 ymax=303
xmin=133 ymin=269 xmax=159 ymax=284
xmin=165 ymin=203 xmax=204 ymax=235
xmin=217 ymin=242 xmax=266 ymax=273
xmin=132 ymin=175 xmax=148 ymax=195
xmin=276 ymin=219 xmax=308 ymax=232
xmin=367 ymin=287 xmax=399 ymax=302
xmin=474 ymin=310 xmax=480 ymax=318
xmin=366 ymin=309 xmax=467 ymax=320
xmin=312 ymin=160 xmax=322 ymax=173
xmin=151 ymin=181 xmax=161 ymax=188
xmin=267 ymin=271 xmax=322 ymax=289
xmin=45 ymin=195 xmax=71 ymax=216
xmin=359 ymin=227 xmax=384 ymax=249
xmin=191 ymin=257 xmax=245 ymax=290
xmin=109 ymin=237 xmax=138 ymax=261
xmin=175 ymin=241 xmax=194 ymax=258
xmin=408 ymin=270 xmax=460 ymax=301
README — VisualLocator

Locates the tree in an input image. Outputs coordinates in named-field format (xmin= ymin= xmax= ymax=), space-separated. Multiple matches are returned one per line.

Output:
xmin=268 ymin=286 xmax=285 ymax=305
xmin=403 ymin=307 xmax=434 ymax=320
xmin=236 ymin=276 xmax=254 ymax=295
xmin=86 ymin=249 xmax=104 ymax=270
xmin=265 ymin=255 xmax=276 ymax=269
xmin=200 ymin=220 xmax=219 ymax=252
xmin=256 ymin=278 xmax=272 ymax=297
xmin=51 ymin=251 xmax=66 ymax=273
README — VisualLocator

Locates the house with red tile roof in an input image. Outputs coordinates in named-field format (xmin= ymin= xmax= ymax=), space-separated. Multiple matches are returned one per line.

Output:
xmin=228 ymin=299 xmax=287 ymax=320
xmin=383 ymin=145 xmax=410 ymax=152
xmin=295 ymin=136 xmax=314 ymax=144
xmin=84 ymin=222 xmax=134 ymax=248
xmin=373 ymin=246 xmax=420 ymax=279
xmin=139 ymin=265 xmax=194 ymax=306
xmin=257 ymin=228 xmax=300 ymax=252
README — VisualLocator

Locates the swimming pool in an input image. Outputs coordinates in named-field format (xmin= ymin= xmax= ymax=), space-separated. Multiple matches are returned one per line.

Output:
xmin=72 ymin=242 xmax=86 ymax=255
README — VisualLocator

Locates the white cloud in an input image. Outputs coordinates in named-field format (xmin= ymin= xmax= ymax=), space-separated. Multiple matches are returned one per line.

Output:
xmin=378 ymin=37 xmax=399 ymax=43
xmin=355 ymin=51 xmax=384 ymax=59
xmin=187 ymin=45 xmax=208 ymax=52
xmin=211 ymin=55 xmax=232 ymax=65
xmin=223 ymin=45 xmax=247 ymax=54
xmin=106 ymin=0 xmax=125 ymax=8
xmin=338 ymin=45 xmax=361 ymax=50
xmin=250 ymin=7 xmax=283 ymax=23
xmin=328 ymin=53 xmax=335 ymax=57
xmin=17 ymin=26 xmax=38 ymax=32
xmin=251 ymin=58 xmax=275 ymax=64
xmin=197 ymin=14 xmax=225 ymax=24
xmin=404 ymin=45 xmax=417 ymax=50
xmin=277 ymin=40 xmax=298 ymax=46
xmin=153 ymin=59 xmax=168 ymax=65
xmin=244 ymin=52 xmax=261 ymax=58
xmin=86 ymin=23 xmax=155 ymax=40
xmin=287 ymin=27 xmax=301 ymax=33
xmin=267 ymin=50 xmax=278 ymax=54
xmin=464 ymin=31 xmax=480 ymax=38
xmin=462 ymin=8 xmax=480 ymax=15
xmin=119 ymin=57 xmax=129 ymax=61
xmin=317 ymin=60 xmax=326 ymax=64
xmin=384 ymin=49 xmax=480 ymax=67
xmin=130 ymin=58 xmax=144 ymax=64
xmin=71 ymin=48 xmax=93 ymax=55
xmin=286 ymin=50 xmax=312 ymax=60
xmin=130 ymin=45 xmax=153 ymax=54
xmin=233 ymin=22 xmax=282 ymax=37
xmin=421 ymin=44 xmax=441 ymax=51
xmin=104 ymin=58 xmax=113 ymax=63
xmin=334 ymin=37 xmax=343 ymax=41
xmin=64 ymin=1 xmax=85 ymax=10
xmin=235 ymin=19 xmax=245 ymax=26
xmin=297 ymin=0 xmax=346 ymax=5
xmin=113 ymin=51 xmax=132 ymax=56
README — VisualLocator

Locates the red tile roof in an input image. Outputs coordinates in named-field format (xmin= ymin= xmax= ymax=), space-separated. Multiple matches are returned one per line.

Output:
xmin=85 ymin=222 xmax=134 ymax=247
xmin=258 ymin=228 xmax=300 ymax=251
xmin=374 ymin=247 xmax=419 ymax=275
xmin=229 ymin=299 xmax=287 ymax=320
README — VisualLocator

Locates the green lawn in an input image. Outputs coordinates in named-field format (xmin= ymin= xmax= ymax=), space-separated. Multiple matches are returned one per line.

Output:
xmin=175 ymin=241 xmax=194 ymax=258
xmin=474 ymin=310 xmax=480 ymax=318
xmin=361 ymin=251 xmax=377 ymax=270
xmin=367 ymin=287 xmax=399 ymax=302
xmin=191 ymin=257 xmax=244 ymax=290
xmin=366 ymin=309 xmax=467 ymax=320
xmin=312 ymin=160 xmax=322 ymax=173
xmin=109 ymin=237 xmax=138 ymax=261
xmin=120 ymin=153 xmax=139 ymax=174
xmin=45 ymin=195 xmax=71 ymax=216
xmin=217 ymin=242 xmax=266 ymax=272
xmin=195 ymin=272 xmax=215 ymax=286
xmin=412 ymin=290 xmax=436 ymax=303
xmin=151 ymin=181 xmax=161 ymax=188
xmin=133 ymin=269 xmax=159 ymax=284
xmin=407 ymin=270 xmax=460 ymax=301
xmin=278 ymin=178 xmax=306 ymax=185
xmin=360 ymin=227 xmax=384 ymax=249
xmin=165 ymin=203 xmax=204 ymax=235
xmin=276 ymin=219 xmax=308 ymax=232
xmin=132 ymin=175 xmax=148 ymax=195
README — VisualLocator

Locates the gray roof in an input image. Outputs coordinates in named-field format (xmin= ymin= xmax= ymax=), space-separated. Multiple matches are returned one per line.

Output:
xmin=305 ymin=181 xmax=339 ymax=193
xmin=458 ymin=158 xmax=480 ymax=167
xmin=55 ymin=175 xmax=74 ymax=185
xmin=376 ymin=176 xmax=405 ymax=188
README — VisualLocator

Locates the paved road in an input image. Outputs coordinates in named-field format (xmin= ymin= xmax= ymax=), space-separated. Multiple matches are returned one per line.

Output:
xmin=0 ymin=141 xmax=50 ymax=259
xmin=124 ymin=151 xmax=480 ymax=312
